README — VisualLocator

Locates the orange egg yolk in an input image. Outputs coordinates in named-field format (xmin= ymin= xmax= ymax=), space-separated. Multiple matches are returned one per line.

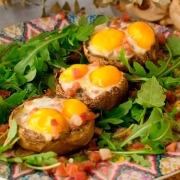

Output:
xmin=62 ymin=99 xmax=89 ymax=119
xmin=90 ymin=28 xmax=125 ymax=52
xmin=27 ymin=108 xmax=69 ymax=135
xmin=127 ymin=21 xmax=155 ymax=50
xmin=89 ymin=65 xmax=122 ymax=88
xmin=59 ymin=64 xmax=88 ymax=82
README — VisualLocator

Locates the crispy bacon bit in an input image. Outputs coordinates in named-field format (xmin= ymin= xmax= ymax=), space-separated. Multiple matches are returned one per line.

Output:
xmin=165 ymin=104 xmax=173 ymax=113
xmin=80 ymin=112 xmax=97 ymax=122
xmin=111 ymin=19 xmax=121 ymax=29
xmin=65 ymin=82 xmax=81 ymax=97
xmin=90 ymin=60 xmax=100 ymax=67
xmin=51 ymin=119 xmax=58 ymax=126
xmin=123 ymin=41 xmax=134 ymax=56
xmin=72 ymin=68 xmax=81 ymax=79
xmin=45 ymin=89 xmax=55 ymax=96
xmin=65 ymin=89 xmax=77 ymax=97
xmin=166 ymin=90 xmax=176 ymax=104
xmin=174 ymin=111 xmax=180 ymax=121
xmin=0 ymin=124 xmax=9 ymax=133
xmin=0 ymin=89 xmax=11 ymax=99
xmin=120 ymin=13 xmax=131 ymax=22
xmin=157 ymin=32 xmax=166 ymax=45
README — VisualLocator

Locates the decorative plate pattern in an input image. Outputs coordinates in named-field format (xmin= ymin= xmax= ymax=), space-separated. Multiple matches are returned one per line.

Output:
xmin=0 ymin=13 xmax=180 ymax=180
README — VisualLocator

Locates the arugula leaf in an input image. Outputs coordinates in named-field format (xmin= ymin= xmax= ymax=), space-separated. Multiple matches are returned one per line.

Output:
xmin=131 ymin=154 xmax=151 ymax=167
xmin=3 ymin=119 xmax=17 ymax=146
xmin=4 ymin=90 xmax=27 ymax=107
xmin=97 ymin=100 xmax=132 ymax=130
xmin=136 ymin=77 xmax=166 ymax=108
xmin=119 ymin=48 xmax=134 ymax=73
xmin=76 ymin=25 xmax=94 ymax=41
xmin=98 ymin=132 xmax=117 ymax=151
xmin=0 ymin=15 xmax=109 ymax=124
xmin=166 ymin=35 xmax=180 ymax=57
xmin=92 ymin=15 xmax=109 ymax=27
xmin=0 ymin=119 xmax=19 ymax=153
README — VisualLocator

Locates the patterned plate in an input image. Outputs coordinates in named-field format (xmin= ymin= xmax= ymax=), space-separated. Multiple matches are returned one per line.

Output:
xmin=0 ymin=13 xmax=180 ymax=180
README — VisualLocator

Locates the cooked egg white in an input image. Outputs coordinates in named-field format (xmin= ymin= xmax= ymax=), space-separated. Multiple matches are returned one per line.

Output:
xmin=11 ymin=97 xmax=94 ymax=141
xmin=87 ymin=21 xmax=156 ymax=60
xmin=59 ymin=64 xmax=124 ymax=99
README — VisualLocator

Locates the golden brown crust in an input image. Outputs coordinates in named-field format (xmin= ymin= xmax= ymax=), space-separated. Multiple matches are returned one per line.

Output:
xmin=83 ymin=40 xmax=159 ymax=72
xmin=83 ymin=42 xmax=128 ymax=72
xmin=56 ymin=73 xmax=128 ymax=110
xmin=16 ymin=120 xmax=94 ymax=155
xmin=9 ymin=96 xmax=95 ymax=155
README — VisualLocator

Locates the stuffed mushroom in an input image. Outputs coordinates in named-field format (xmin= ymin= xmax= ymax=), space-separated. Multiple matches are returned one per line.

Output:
xmin=83 ymin=19 xmax=159 ymax=71
xmin=9 ymin=96 xmax=96 ymax=155
xmin=56 ymin=63 xmax=128 ymax=110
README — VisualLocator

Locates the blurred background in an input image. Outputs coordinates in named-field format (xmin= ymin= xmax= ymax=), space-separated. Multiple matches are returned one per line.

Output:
xmin=0 ymin=0 xmax=119 ymax=29
xmin=1 ymin=0 xmax=180 ymax=31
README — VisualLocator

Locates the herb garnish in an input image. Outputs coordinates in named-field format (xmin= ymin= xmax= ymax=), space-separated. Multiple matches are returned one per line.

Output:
xmin=96 ymin=35 xmax=180 ymax=160
xmin=0 ymin=15 xmax=109 ymax=124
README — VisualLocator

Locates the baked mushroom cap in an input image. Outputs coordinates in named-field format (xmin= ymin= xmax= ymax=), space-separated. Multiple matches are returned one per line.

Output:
xmin=56 ymin=64 xmax=128 ymax=110
xmin=9 ymin=96 xmax=96 ymax=155
xmin=16 ymin=121 xmax=94 ymax=155
xmin=83 ymin=19 xmax=159 ymax=72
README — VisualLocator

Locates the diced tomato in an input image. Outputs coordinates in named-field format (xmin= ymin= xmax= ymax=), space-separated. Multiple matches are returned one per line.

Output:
xmin=165 ymin=104 xmax=173 ymax=113
xmin=120 ymin=13 xmax=131 ymax=22
xmin=55 ymin=163 xmax=68 ymax=177
xmin=80 ymin=160 xmax=96 ymax=172
xmin=66 ymin=163 xmax=79 ymax=177
xmin=74 ymin=171 xmax=88 ymax=180
xmin=114 ymin=128 xmax=131 ymax=140
xmin=166 ymin=142 xmax=177 ymax=152
xmin=88 ymin=151 xmax=101 ymax=163
xmin=131 ymin=142 xmax=144 ymax=150
xmin=174 ymin=111 xmax=180 ymax=121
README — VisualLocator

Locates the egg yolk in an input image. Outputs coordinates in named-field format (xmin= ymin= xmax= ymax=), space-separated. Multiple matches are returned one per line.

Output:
xmin=90 ymin=28 xmax=125 ymax=52
xmin=89 ymin=65 xmax=122 ymax=88
xmin=62 ymin=99 xmax=88 ymax=119
xmin=59 ymin=64 xmax=88 ymax=82
xmin=27 ymin=108 xmax=69 ymax=135
xmin=127 ymin=21 xmax=155 ymax=50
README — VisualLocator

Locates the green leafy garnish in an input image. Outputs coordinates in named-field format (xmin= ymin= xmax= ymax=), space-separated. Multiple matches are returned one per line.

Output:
xmin=0 ymin=15 xmax=109 ymax=124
